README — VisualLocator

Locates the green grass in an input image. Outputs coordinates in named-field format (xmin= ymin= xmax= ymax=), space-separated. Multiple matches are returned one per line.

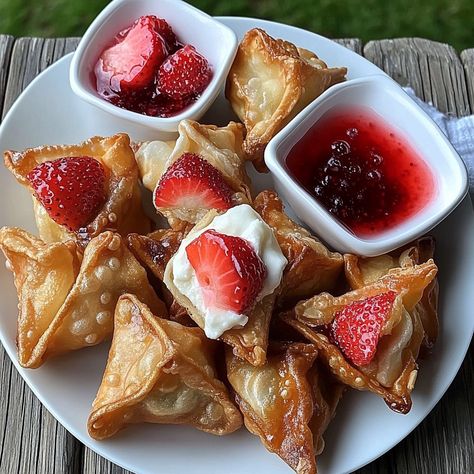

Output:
xmin=0 ymin=0 xmax=472 ymax=50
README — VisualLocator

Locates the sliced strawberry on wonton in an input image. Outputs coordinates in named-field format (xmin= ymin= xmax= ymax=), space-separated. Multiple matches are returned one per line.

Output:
xmin=186 ymin=229 xmax=267 ymax=313
xmin=281 ymin=260 xmax=437 ymax=413
xmin=154 ymin=153 xmax=233 ymax=212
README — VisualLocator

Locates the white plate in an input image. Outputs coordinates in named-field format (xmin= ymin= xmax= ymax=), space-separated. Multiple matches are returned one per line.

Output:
xmin=0 ymin=17 xmax=473 ymax=474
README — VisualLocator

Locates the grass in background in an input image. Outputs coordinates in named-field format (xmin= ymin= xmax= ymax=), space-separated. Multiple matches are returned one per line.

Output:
xmin=0 ymin=0 xmax=472 ymax=50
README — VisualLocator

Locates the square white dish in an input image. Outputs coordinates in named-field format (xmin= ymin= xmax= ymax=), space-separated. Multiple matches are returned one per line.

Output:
xmin=265 ymin=75 xmax=468 ymax=256
xmin=0 ymin=16 xmax=472 ymax=474
xmin=70 ymin=0 xmax=238 ymax=132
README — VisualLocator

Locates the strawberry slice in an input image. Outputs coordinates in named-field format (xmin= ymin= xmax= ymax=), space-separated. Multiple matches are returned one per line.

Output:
xmin=95 ymin=15 xmax=167 ymax=94
xmin=157 ymin=45 xmax=212 ymax=100
xmin=154 ymin=153 xmax=233 ymax=210
xmin=27 ymin=156 xmax=106 ymax=231
xmin=330 ymin=291 xmax=397 ymax=366
xmin=186 ymin=229 xmax=267 ymax=313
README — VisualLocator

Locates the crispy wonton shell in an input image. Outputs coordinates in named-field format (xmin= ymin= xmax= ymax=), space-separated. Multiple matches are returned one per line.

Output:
xmin=282 ymin=260 xmax=438 ymax=413
xmin=226 ymin=343 xmax=343 ymax=474
xmin=226 ymin=28 xmax=347 ymax=170
xmin=127 ymin=229 xmax=195 ymax=327
xmin=135 ymin=120 xmax=252 ymax=230
xmin=254 ymin=191 xmax=343 ymax=307
xmin=4 ymin=134 xmax=150 ymax=246
xmin=164 ymin=210 xmax=279 ymax=366
xmin=88 ymin=294 xmax=242 ymax=439
xmin=0 ymin=227 xmax=164 ymax=368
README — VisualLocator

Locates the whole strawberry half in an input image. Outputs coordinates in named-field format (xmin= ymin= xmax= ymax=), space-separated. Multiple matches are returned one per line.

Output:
xmin=154 ymin=153 xmax=233 ymax=210
xmin=157 ymin=45 xmax=212 ymax=100
xmin=186 ymin=229 xmax=267 ymax=313
xmin=95 ymin=15 xmax=168 ymax=95
xmin=330 ymin=291 xmax=397 ymax=366
xmin=27 ymin=156 xmax=106 ymax=231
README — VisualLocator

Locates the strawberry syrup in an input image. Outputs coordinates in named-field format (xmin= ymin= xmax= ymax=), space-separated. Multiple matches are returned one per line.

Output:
xmin=285 ymin=106 xmax=435 ymax=237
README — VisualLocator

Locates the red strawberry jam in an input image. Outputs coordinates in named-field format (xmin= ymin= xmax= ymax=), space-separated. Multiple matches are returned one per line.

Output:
xmin=285 ymin=106 xmax=435 ymax=237
xmin=94 ymin=16 xmax=212 ymax=117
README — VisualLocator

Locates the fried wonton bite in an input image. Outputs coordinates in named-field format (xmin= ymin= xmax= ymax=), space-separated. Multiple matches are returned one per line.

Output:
xmin=254 ymin=191 xmax=343 ymax=307
xmin=0 ymin=227 xmax=164 ymax=368
xmin=135 ymin=120 xmax=252 ymax=230
xmin=4 ymin=134 xmax=150 ymax=246
xmin=127 ymin=229 xmax=195 ymax=327
xmin=226 ymin=28 xmax=347 ymax=170
xmin=88 ymin=294 xmax=242 ymax=439
xmin=226 ymin=343 xmax=343 ymax=474
xmin=344 ymin=237 xmax=439 ymax=353
xmin=282 ymin=260 xmax=438 ymax=413
xmin=164 ymin=206 xmax=287 ymax=366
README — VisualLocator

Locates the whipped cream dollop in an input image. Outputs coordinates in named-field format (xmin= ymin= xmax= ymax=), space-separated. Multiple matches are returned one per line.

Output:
xmin=169 ymin=204 xmax=287 ymax=339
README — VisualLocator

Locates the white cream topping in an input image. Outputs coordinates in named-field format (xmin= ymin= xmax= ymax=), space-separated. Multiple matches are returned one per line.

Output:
xmin=170 ymin=204 xmax=287 ymax=339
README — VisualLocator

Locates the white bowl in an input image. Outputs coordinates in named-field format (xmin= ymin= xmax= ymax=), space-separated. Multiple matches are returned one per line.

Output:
xmin=70 ymin=0 xmax=237 ymax=133
xmin=265 ymin=75 xmax=468 ymax=256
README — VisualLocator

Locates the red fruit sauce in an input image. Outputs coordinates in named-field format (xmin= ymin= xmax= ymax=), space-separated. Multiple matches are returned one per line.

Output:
xmin=285 ymin=106 xmax=435 ymax=237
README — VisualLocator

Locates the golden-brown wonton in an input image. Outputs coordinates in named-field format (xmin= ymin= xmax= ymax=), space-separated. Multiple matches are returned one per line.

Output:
xmin=4 ymin=134 xmax=150 ymax=246
xmin=282 ymin=260 xmax=438 ymax=413
xmin=164 ymin=209 xmax=281 ymax=366
xmin=127 ymin=229 xmax=195 ymax=327
xmin=254 ymin=191 xmax=343 ymax=307
xmin=88 ymin=294 xmax=242 ymax=439
xmin=0 ymin=227 xmax=163 ymax=368
xmin=135 ymin=120 xmax=252 ymax=230
xmin=344 ymin=237 xmax=439 ymax=354
xmin=226 ymin=28 xmax=347 ymax=169
xmin=226 ymin=343 xmax=343 ymax=473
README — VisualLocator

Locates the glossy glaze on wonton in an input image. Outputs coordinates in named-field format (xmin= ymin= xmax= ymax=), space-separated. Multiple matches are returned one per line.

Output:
xmin=135 ymin=120 xmax=252 ymax=230
xmin=127 ymin=229 xmax=195 ymax=327
xmin=164 ymin=210 xmax=280 ymax=366
xmin=254 ymin=191 xmax=343 ymax=307
xmin=226 ymin=28 xmax=347 ymax=170
xmin=344 ymin=237 xmax=439 ymax=354
xmin=4 ymin=134 xmax=150 ymax=246
xmin=282 ymin=260 xmax=437 ymax=413
xmin=88 ymin=295 xmax=242 ymax=439
xmin=0 ymin=228 xmax=164 ymax=368
xmin=226 ymin=343 xmax=343 ymax=474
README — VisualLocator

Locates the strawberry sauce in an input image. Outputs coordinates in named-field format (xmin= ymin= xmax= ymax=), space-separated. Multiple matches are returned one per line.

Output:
xmin=285 ymin=106 xmax=435 ymax=237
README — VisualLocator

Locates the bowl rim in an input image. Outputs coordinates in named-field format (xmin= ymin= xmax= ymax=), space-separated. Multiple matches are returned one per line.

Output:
xmin=264 ymin=74 xmax=469 ymax=256
xmin=69 ymin=0 xmax=238 ymax=130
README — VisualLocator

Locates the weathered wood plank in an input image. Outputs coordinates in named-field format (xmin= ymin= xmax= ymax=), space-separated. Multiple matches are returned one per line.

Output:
xmin=333 ymin=38 xmax=362 ymax=54
xmin=0 ymin=35 xmax=14 ymax=119
xmin=364 ymin=38 xmax=471 ymax=117
xmin=2 ymin=36 xmax=79 ymax=119
xmin=356 ymin=38 xmax=474 ymax=474
xmin=461 ymin=48 xmax=474 ymax=110
xmin=0 ymin=36 xmax=83 ymax=474
xmin=83 ymin=449 xmax=131 ymax=474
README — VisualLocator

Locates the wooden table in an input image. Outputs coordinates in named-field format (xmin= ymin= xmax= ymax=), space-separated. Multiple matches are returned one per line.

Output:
xmin=0 ymin=34 xmax=473 ymax=474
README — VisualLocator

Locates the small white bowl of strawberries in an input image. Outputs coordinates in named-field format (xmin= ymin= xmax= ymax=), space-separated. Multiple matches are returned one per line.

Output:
xmin=70 ymin=0 xmax=237 ymax=132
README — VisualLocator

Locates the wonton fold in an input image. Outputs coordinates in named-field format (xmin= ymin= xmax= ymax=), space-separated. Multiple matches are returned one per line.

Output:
xmin=282 ymin=260 xmax=438 ymax=413
xmin=254 ymin=190 xmax=343 ymax=307
xmin=226 ymin=28 xmax=347 ymax=169
xmin=0 ymin=227 xmax=163 ymax=368
xmin=226 ymin=343 xmax=343 ymax=474
xmin=4 ymin=134 xmax=150 ymax=246
xmin=88 ymin=294 xmax=242 ymax=439
xmin=135 ymin=120 xmax=252 ymax=230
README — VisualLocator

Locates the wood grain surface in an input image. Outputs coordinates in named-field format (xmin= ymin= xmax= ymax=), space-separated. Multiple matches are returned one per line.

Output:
xmin=0 ymin=33 xmax=472 ymax=474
